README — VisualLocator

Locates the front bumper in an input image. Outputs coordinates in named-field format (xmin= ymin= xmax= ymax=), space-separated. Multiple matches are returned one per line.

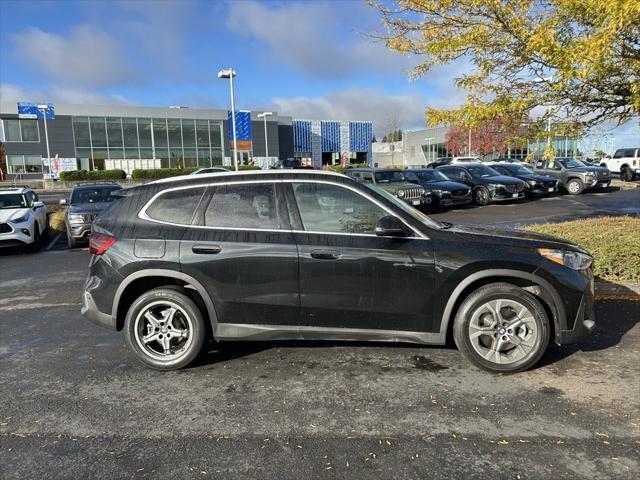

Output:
xmin=81 ymin=290 xmax=116 ymax=330
xmin=0 ymin=223 xmax=35 ymax=247
xmin=67 ymin=222 xmax=92 ymax=241
xmin=585 ymin=178 xmax=610 ymax=189
xmin=529 ymin=185 xmax=557 ymax=195
xmin=556 ymin=292 xmax=596 ymax=344
xmin=492 ymin=191 xmax=526 ymax=202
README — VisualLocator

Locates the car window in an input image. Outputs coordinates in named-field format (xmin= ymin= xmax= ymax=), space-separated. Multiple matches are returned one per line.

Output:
xmin=145 ymin=187 xmax=206 ymax=225
xmin=438 ymin=167 xmax=457 ymax=179
xmin=0 ymin=194 xmax=27 ymax=209
xmin=374 ymin=171 xmax=406 ymax=183
xmin=24 ymin=191 xmax=35 ymax=207
xmin=202 ymin=183 xmax=281 ymax=230
xmin=493 ymin=166 xmax=509 ymax=175
xmin=292 ymin=182 xmax=387 ymax=234
xmin=71 ymin=186 xmax=120 ymax=204
xmin=467 ymin=165 xmax=500 ymax=178
xmin=613 ymin=150 xmax=623 ymax=159
xmin=405 ymin=172 xmax=419 ymax=181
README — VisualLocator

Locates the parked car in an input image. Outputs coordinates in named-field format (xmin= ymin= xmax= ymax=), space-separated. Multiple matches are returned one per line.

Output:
xmin=404 ymin=168 xmax=472 ymax=208
xmin=436 ymin=164 xmax=527 ymax=205
xmin=599 ymin=148 xmax=639 ymax=181
xmin=62 ymin=183 xmax=121 ymax=249
xmin=81 ymin=170 xmax=596 ymax=373
xmin=344 ymin=168 xmax=430 ymax=208
xmin=532 ymin=157 xmax=611 ymax=195
xmin=426 ymin=157 xmax=453 ymax=168
xmin=488 ymin=163 xmax=558 ymax=196
xmin=0 ymin=186 xmax=47 ymax=250
xmin=450 ymin=156 xmax=481 ymax=164
xmin=272 ymin=159 xmax=314 ymax=169
xmin=190 ymin=167 xmax=229 ymax=175
xmin=492 ymin=157 xmax=524 ymax=164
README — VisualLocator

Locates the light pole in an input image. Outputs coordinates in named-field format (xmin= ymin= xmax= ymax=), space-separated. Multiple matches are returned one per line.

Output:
xmin=423 ymin=137 xmax=434 ymax=165
xmin=258 ymin=112 xmax=273 ymax=166
xmin=218 ymin=68 xmax=239 ymax=171
xmin=37 ymin=104 xmax=52 ymax=176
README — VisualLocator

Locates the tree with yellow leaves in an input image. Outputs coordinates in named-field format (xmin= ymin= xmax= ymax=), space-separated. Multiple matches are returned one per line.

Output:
xmin=370 ymin=0 xmax=640 ymax=135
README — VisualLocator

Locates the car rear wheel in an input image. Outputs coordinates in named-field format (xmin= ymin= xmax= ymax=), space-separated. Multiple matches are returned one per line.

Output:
xmin=566 ymin=178 xmax=584 ymax=195
xmin=124 ymin=287 xmax=206 ymax=370
xmin=473 ymin=186 xmax=490 ymax=206
xmin=621 ymin=167 xmax=633 ymax=182
xmin=453 ymin=283 xmax=550 ymax=373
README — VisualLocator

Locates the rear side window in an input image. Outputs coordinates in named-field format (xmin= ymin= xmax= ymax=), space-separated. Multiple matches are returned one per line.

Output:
xmin=201 ymin=183 xmax=281 ymax=230
xmin=144 ymin=187 xmax=205 ymax=225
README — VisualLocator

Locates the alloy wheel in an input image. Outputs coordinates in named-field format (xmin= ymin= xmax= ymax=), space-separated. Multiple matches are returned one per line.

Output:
xmin=467 ymin=298 xmax=539 ymax=365
xmin=133 ymin=300 xmax=193 ymax=361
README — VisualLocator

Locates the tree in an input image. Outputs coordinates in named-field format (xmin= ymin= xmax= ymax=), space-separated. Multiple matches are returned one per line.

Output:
xmin=445 ymin=116 xmax=525 ymax=156
xmin=371 ymin=0 xmax=640 ymax=134
xmin=372 ymin=134 xmax=378 ymax=143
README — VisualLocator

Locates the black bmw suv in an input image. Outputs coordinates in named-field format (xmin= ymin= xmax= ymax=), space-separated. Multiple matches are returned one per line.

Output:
xmin=437 ymin=163 xmax=527 ymax=205
xmin=82 ymin=170 xmax=595 ymax=373
xmin=488 ymin=163 xmax=559 ymax=196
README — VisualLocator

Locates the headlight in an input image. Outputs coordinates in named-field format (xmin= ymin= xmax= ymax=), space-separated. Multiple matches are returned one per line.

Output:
xmin=397 ymin=190 xmax=405 ymax=198
xmin=537 ymin=248 xmax=593 ymax=270
xmin=526 ymin=180 xmax=537 ymax=186
xmin=68 ymin=214 xmax=85 ymax=224
xmin=11 ymin=213 xmax=30 ymax=224
xmin=487 ymin=183 xmax=500 ymax=190
xmin=430 ymin=189 xmax=445 ymax=195
xmin=585 ymin=173 xmax=595 ymax=178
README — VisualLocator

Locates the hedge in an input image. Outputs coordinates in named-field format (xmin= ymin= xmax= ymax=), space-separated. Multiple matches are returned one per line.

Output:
xmin=527 ymin=216 xmax=640 ymax=283
xmin=131 ymin=168 xmax=199 ymax=180
xmin=323 ymin=163 xmax=369 ymax=174
xmin=59 ymin=169 xmax=126 ymax=181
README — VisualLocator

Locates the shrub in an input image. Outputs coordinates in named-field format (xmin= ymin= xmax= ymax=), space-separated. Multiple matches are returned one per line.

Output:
xmin=131 ymin=168 xmax=199 ymax=180
xmin=237 ymin=165 xmax=262 ymax=170
xmin=527 ymin=216 xmax=640 ymax=283
xmin=59 ymin=169 xmax=126 ymax=181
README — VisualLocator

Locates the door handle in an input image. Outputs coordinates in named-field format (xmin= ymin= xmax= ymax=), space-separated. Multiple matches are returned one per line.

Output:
xmin=310 ymin=249 xmax=339 ymax=260
xmin=192 ymin=244 xmax=222 ymax=255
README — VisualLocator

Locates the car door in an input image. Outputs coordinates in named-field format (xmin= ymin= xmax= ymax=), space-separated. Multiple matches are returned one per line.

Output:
xmin=285 ymin=180 xmax=436 ymax=333
xmin=440 ymin=167 xmax=473 ymax=187
xmin=179 ymin=181 xmax=300 ymax=327
xmin=26 ymin=191 xmax=46 ymax=233
xmin=537 ymin=159 xmax=563 ymax=181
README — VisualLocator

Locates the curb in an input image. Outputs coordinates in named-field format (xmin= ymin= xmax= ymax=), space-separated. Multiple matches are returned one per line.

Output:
xmin=609 ymin=180 xmax=640 ymax=190
xmin=594 ymin=281 xmax=640 ymax=300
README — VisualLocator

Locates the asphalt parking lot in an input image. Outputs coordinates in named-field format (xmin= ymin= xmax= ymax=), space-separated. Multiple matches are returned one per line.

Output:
xmin=1 ymin=188 xmax=639 ymax=479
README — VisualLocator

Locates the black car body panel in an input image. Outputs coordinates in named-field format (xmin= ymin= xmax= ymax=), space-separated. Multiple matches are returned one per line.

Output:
xmin=404 ymin=169 xmax=472 ymax=207
xmin=436 ymin=164 xmax=527 ymax=202
xmin=490 ymin=164 xmax=558 ymax=195
xmin=82 ymin=170 xmax=595 ymax=350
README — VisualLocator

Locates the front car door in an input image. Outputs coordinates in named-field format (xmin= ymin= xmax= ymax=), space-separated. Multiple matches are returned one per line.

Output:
xmin=285 ymin=179 xmax=436 ymax=336
xmin=179 ymin=180 xmax=300 ymax=331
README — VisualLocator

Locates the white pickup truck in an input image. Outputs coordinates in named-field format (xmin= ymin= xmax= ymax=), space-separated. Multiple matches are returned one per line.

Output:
xmin=600 ymin=148 xmax=639 ymax=181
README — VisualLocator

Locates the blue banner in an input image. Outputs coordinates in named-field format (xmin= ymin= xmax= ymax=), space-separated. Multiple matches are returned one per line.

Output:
xmin=18 ymin=102 xmax=55 ymax=120
xmin=228 ymin=110 xmax=252 ymax=140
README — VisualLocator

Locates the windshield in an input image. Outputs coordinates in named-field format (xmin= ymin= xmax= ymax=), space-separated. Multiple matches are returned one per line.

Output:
xmin=70 ymin=187 xmax=120 ymax=204
xmin=374 ymin=170 xmax=406 ymax=183
xmin=363 ymin=183 xmax=442 ymax=230
xmin=558 ymin=157 xmax=586 ymax=168
xmin=0 ymin=194 xmax=27 ymax=209
xmin=505 ymin=165 xmax=534 ymax=175
xmin=415 ymin=170 xmax=449 ymax=182
xmin=467 ymin=165 xmax=500 ymax=178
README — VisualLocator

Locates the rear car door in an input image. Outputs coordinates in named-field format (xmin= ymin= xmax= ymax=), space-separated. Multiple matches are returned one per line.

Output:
xmin=25 ymin=190 xmax=46 ymax=233
xmin=179 ymin=181 xmax=300 ymax=327
xmin=440 ymin=167 xmax=472 ymax=187
xmin=285 ymin=180 xmax=436 ymax=333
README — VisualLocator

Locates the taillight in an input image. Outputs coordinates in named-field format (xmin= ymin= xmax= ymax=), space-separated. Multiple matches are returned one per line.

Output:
xmin=633 ymin=159 xmax=637 ymax=166
xmin=89 ymin=232 xmax=116 ymax=255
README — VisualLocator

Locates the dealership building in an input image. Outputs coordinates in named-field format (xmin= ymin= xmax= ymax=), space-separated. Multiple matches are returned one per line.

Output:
xmin=0 ymin=101 xmax=373 ymax=179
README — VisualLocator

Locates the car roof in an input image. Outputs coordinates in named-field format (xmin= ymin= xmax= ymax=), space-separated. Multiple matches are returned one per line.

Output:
xmin=73 ymin=183 xmax=121 ymax=190
xmin=149 ymin=168 xmax=346 ymax=185
xmin=0 ymin=186 xmax=31 ymax=194
xmin=346 ymin=168 xmax=402 ymax=173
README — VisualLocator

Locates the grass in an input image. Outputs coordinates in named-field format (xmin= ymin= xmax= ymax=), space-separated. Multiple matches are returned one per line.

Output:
xmin=527 ymin=216 xmax=640 ymax=283
xmin=47 ymin=205 xmax=67 ymax=233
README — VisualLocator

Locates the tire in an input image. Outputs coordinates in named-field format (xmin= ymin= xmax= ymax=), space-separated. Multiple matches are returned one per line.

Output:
xmin=621 ymin=167 xmax=633 ymax=182
xmin=29 ymin=225 xmax=41 ymax=252
xmin=566 ymin=178 xmax=584 ymax=195
xmin=453 ymin=282 xmax=550 ymax=373
xmin=473 ymin=186 xmax=491 ymax=206
xmin=67 ymin=232 xmax=79 ymax=249
xmin=124 ymin=287 xmax=207 ymax=370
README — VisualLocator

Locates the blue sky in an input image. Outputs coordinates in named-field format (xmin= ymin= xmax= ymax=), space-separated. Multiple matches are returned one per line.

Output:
xmin=0 ymin=0 xmax=637 ymax=148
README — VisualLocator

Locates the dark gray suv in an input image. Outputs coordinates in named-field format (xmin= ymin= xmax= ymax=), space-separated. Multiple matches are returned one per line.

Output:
xmin=81 ymin=170 xmax=596 ymax=374
xmin=532 ymin=157 xmax=611 ymax=194
xmin=62 ymin=183 xmax=121 ymax=248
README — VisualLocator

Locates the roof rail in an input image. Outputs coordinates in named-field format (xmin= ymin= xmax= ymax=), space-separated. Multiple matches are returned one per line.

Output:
xmin=74 ymin=181 xmax=120 ymax=186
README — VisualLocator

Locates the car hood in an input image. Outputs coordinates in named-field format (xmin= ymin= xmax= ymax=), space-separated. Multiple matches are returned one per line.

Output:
xmin=0 ymin=207 xmax=30 ymax=224
xmin=68 ymin=202 xmax=112 ymax=214
xmin=568 ymin=166 xmax=610 ymax=174
xmin=518 ymin=173 xmax=557 ymax=182
xmin=423 ymin=180 xmax=470 ymax=191
xmin=448 ymin=223 xmax=587 ymax=253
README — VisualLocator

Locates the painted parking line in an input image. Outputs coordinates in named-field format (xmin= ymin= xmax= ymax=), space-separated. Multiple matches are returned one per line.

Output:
xmin=45 ymin=232 xmax=62 ymax=251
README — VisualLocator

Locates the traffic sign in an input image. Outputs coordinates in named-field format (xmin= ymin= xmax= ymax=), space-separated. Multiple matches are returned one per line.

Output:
xmin=17 ymin=102 xmax=55 ymax=120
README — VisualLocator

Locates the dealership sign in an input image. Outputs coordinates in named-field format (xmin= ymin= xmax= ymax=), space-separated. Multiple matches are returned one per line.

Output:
xmin=17 ymin=102 xmax=55 ymax=120
xmin=43 ymin=157 xmax=77 ymax=180
xmin=228 ymin=110 xmax=252 ymax=151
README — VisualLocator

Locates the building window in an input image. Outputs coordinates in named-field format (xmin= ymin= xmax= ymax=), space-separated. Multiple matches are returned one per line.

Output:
xmin=106 ymin=117 xmax=123 ymax=148
xmin=3 ymin=119 xmax=39 ymax=142
xmin=24 ymin=155 xmax=43 ymax=173
xmin=73 ymin=117 xmax=91 ymax=147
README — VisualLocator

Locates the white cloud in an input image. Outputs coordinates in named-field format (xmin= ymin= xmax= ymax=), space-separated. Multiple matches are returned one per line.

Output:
xmin=226 ymin=0 xmax=410 ymax=78
xmin=10 ymin=25 xmax=134 ymax=88
xmin=268 ymin=86 xmax=466 ymax=136
xmin=0 ymin=83 xmax=131 ymax=105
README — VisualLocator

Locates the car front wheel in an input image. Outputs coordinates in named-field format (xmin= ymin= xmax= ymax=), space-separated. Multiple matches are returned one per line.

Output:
xmin=453 ymin=283 xmax=550 ymax=373
xmin=473 ymin=186 xmax=490 ymax=206
xmin=566 ymin=178 xmax=584 ymax=195
xmin=124 ymin=287 xmax=206 ymax=370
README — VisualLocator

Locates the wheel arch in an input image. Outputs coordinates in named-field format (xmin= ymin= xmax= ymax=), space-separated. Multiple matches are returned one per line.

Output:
xmin=113 ymin=269 xmax=219 ymax=335
xmin=439 ymin=269 xmax=565 ymax=343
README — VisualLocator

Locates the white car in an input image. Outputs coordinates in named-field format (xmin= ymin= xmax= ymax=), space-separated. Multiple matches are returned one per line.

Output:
xmin=450 ymin=156 xmax=481 ymax=164
xmin=0 ymin=186 xmax=48 ymax=249
xmin=600 ymin=148 xmax=639 ymax=181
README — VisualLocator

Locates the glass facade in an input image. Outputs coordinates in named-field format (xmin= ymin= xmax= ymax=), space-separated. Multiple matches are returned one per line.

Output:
xmin=72 ymin=116 xmax=224 ymax=169
xmin=527 ymin=137 xmax=578 ymax=159
xmin=6 ymin=155 xmax=43 ymax=173
xmin=2 ymin=119 xmax=39 ymax=142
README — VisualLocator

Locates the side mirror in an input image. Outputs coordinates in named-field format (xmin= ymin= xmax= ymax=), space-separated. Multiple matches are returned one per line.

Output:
xmin=375 ymin=215 xmax=412 ymax=237
xmin=59 ymin=199 xmax=68 ymax=205
xmin=33 ymin=201 xmax=44 ymax=209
